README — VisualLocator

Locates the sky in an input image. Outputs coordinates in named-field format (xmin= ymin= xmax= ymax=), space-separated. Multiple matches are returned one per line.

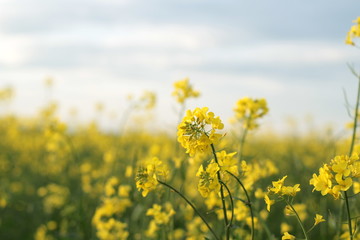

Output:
xmin=1 ymin=0 xmax=360 ymax=133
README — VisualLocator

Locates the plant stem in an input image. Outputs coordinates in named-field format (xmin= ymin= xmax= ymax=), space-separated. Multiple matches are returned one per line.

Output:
xmin=239 ymin=127 xmax=248 ymax=162
xmin=227 ymin=171 xmax=255 ymax=240
xmin=210 ymin=143 xmax=230 ymax=239
xmin=348 ymin=68 xmax=360 ymax=157
xmin=157 ymin=180 xmax=220 ymax=240
xmin=284 ymin=199 xmax=309 ymax=240
xmin=344 ymin=191 xmax=353 ymax=240
xmin=345 ymin=65 xmax=360 ymax=240
xmin=220 ymin=181 xmax=234 ymax=239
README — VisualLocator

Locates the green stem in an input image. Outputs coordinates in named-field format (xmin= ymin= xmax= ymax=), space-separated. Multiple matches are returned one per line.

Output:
xmin=284 ymin=199 xmax=309 ymax=240
xmin=238 ymin=126 xmax=248 ymax=162
xmin=345 ymin=66 xmax=360 ymax=240
xmin=210 ymin=143 xmax=230 ymax=239
xmin=220 ymin=180 xmax=234 ymax=239
xmin=348 ymin=70 xmax=360 ymax=157
xmin=344 ymin=191 xmax=354 ymax=240
xmin=157 ymin=180 xmax=220 ymax=240
xmin=226 ymin=171 xmax=255 ymax=240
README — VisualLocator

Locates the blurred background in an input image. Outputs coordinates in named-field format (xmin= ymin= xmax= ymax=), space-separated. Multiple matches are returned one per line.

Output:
xmin=1 ymin=0 xmax=360 ymax=132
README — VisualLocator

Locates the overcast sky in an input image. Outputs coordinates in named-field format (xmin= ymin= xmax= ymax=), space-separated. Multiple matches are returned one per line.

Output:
xmin=1 ymin=0 xmax=360 ymax=133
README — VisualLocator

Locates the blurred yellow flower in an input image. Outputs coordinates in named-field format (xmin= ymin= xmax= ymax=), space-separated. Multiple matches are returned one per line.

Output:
xmin=314 ymin=214 xmax=325 ymax=226
xmin=172 ymin=77 xmax=200 ymax=104
xmin=282 ymin=231 xmax=295 ymax=240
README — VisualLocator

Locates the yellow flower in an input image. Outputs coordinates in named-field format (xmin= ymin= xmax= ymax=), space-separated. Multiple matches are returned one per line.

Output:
xmin=177 ymin=107 xmax=224 ymax=156
xmin=282 ymin=232 xmax=295 ymax=240
xmin=146 ymin=203 xmax=176 ymax=225
xmin=196 ymin=162 xmax=220 ymax=198
xmin=269 ymin=175 xmax=287 ymax=194
xmin=314 ymin=214 xmax=325 ymax=226
xmin=232 ymin=97 xmax=268 ymax=130
xmin=264 ymin=194 xmax=275 ymax=212
xmin=172 ymin=77 xmax=200 ymax=104
xmin=281 ymin=184 xmax=301 ymax=197
xmin=345 ymin=17 xmax=360 ymax=46
xmin=217 ymin=151 xmax=238 ymax=181
xmin=135 ymin=157 xmax=169 ymax=197
xmin=310 ymin=154 xmax=360 ymax=199
xmin=309 ymin=166 xmax=332 ymax=196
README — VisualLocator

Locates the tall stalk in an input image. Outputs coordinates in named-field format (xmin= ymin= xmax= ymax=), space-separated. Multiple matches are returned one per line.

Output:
xmin=157 ymin=180 xmax=220 ymax=240
xmin=227 ymin=171 xmax=255 ymax=240
xmin=210 ymin=143 xmax=230 ymax=240
xmin=344 ymin=66 xmax=360 ymax=240
xmin=284 ymin=199 xmax=309 ymax=240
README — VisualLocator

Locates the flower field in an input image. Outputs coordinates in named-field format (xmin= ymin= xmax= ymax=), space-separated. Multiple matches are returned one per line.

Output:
xmin=1 ymin=17 xmax=360 ymax=240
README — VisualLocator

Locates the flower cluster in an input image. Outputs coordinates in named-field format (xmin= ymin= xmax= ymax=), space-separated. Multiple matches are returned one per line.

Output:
xmin=172 ymin=77 xmax=200 ymax=104
xmin=145 ymin=203 xmax=176 ymax=238
xmin=92 ymin=177 xmax=132 ymax=240
xmin=196 ymin=161 xmax=221 ymax=198
xmin=232 ymin=97 xmax=268 ymax=130
xmin=196 ymin=151 xmax=238 ymax=198
xmin=177 ymin=107 xmax=224 ymax=156
xmin=37 ymin=183 xmax=70 ymax=214
xmin=309 ymin=154 xmax=360 ymax=199
xmin=345 ymin=16 xmax=360 ymax=46
xmin=264 ymin=176 xmax=301 ymax=212
xmin=135 ymin=157 xmax=169 ymax=197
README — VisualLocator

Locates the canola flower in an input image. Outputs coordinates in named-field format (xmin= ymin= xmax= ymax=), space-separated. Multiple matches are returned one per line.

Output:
xmin=309 ymin=154 xmax=360 ymax=199
xmin=345 ymin=17 xmax=360 ymax=46
xmin=145 ymin=202 xmax=176 ymax=238
xmin=282 ymin=231 xmax=296 ymax=240
xmin=135 ymin=157 xmax=169 ymax=197
xmin=196 ymin=161 xmax=221 ymax=198
xmin=231 ymin=97 xmax=268 ymax=130
xmin=177 ymin=107 xmax=224 ymax=156
xmin=92 ymin=177 xmax=132 ymax=240
xmin=172 ymin=77 xmax=200 ymax=104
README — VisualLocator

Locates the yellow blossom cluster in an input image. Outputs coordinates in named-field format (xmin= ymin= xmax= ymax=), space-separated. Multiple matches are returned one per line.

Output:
xmin=172 ymin=77 xmax=200 ymax=104
xmin=232 ymin=97 xmax=268 ymax=130
xmin=196 ymin=151 xmax=238 ymax=197
xmin=177 ymin=107 xmax=224 ymax=156
xmin=345 ymin=17 xmax=360 ymax=45
xmin=135 ymin=157 xmax=169 ymax=197
xmin=92 ymin=177 xmax=132 ymax=240
xmin=37 ymin=184 xmax=70 ymax=214
xmin=264 ymin=176 xmax=301 ymax=212
xmin=145 ymin=202 xmax=176 ymax=238
xmin=309 ymin=154 xmax=360 ymax=199
xmin=196 ymin=161 xmax=221 ymax=198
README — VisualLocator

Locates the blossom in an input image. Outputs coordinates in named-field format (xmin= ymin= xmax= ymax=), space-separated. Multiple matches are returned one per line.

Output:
xmin=146 ymin=203 xmax=176 ymax=225
xmin=310 ymin=154 xmax=359 ymax=199
xmin=135 ymin=157 xmax=169 ymax=197
xmin=196 ymin=162 xmax=220 ymax=198
xmin=216 ymin=151 xmax=238 ymax=181
xmin=314 ymin=214 xmax=325 ymax=226
xmin=345 ymin=16 xmax=360 ymax=46
xmin=172 ymin=77 xmax=200 ymax=104
xmin=269 ymin=175 xmax=287 ymax=194
xmin=282 ymin=232 xmax=295 ymax=240
xmin=264 ymin=194 xmax=275 ymax=212
xmin=177 ymin=107 xmax=224 ymax=156
xmin=232 ymin=97 xmax=268 ymax=130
